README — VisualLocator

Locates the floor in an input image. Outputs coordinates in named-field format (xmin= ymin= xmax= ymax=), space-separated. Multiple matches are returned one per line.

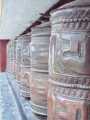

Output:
xmin=0 ymin=73 xmax=22 ymax=120
xmin=0 ymin=72 xmax=47 ymax=120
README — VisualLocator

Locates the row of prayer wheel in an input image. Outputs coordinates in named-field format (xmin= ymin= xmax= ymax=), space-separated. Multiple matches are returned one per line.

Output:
xmin=7 ymin=0 xmax=90 ymax=119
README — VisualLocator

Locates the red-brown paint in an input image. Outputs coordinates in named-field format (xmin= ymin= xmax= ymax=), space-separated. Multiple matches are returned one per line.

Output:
xmin=0 ymin=39 xmax=9 ymax=72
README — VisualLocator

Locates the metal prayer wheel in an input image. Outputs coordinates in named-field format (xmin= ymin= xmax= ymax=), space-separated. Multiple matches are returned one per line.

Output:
xmin=48 ymin=0 xmax=90 ymax=120
xmin=15 ymin=39 xmax=22 ymax=81
xmin=31 ymin=22 xmax=50 ymax=73
xmin=7 ymin=41 xmax=16 ymax=75
xmin=30 ymin=22 xmax=50 ymax=115
xmin=19 ymin=34 xmax=31 ymax=99
xmin=21 ymin=35 xmax=31 ymax=66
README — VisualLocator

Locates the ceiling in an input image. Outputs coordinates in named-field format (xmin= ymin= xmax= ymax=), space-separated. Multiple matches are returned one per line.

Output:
xmin=0 ymin=0 xmax=59 ymax=40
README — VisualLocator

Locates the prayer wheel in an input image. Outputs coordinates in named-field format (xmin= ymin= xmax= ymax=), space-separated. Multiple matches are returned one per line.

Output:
xmin=19 ymin=34 xmax=31 ymax=99
xmin=16 ymin=39 xmax=22 ymax=81
xmin=48 ymin=0 xmax=90 ymax=120
xmin=30 ymin=22 xmax=50 ymax=115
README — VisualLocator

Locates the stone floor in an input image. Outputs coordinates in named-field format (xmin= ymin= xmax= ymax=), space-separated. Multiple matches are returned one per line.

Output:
xmin=0 ymin=72 xmax=47 ymax=120
xmin=0 ymin=73 xmax=23 ymax=120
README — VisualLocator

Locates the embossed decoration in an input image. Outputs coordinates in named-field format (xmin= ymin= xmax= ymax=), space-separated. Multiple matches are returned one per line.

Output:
xmin=48 ymin=0 xmax=90 ymax=120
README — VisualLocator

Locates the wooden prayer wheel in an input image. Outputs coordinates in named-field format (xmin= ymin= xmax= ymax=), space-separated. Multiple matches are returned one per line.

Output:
xmin=48 ymin=0 xmax=90 ymax=120
xmin=30 ymin=22 xmax=50 ymax=115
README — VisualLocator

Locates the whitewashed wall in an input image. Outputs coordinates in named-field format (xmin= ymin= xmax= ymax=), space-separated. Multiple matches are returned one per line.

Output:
xmin=0 ymin=0 xmax=59 ymax=39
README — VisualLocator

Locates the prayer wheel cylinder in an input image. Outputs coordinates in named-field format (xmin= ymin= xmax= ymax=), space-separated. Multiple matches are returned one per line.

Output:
xmin=19 ymin=34 xmax=31 ymax=99
xmin=16 ymin=39 xmax=22 ymax=81
xmin=30 ymin=22 xmax=50 ymax=115
xmin=48 ymin=0 xmax=90 ymax=120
